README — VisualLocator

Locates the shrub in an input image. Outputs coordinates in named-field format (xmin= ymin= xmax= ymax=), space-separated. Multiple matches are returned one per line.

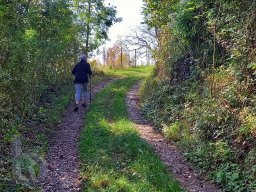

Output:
xmin=163 ymin=121 xmax=191 ymax=142
xmin=139 ymin=75 xmax=158 ymax=102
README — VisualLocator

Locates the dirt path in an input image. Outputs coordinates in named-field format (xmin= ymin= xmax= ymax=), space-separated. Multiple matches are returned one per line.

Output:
xmin=127 ymin=83 xmax=221 ymax=192
xmin=41 ymin=80 xmax=114 ymax=192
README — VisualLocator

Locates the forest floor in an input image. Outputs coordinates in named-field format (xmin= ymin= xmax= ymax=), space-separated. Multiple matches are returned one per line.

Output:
xmin=40 ymin=67 xmax=221 ymax=192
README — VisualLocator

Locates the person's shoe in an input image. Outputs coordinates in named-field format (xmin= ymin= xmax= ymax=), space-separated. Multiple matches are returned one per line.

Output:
xmin=74 ymin=106 xmax=79 ymax=112
xmin=82 ymin=103 xmax=87 ymax=108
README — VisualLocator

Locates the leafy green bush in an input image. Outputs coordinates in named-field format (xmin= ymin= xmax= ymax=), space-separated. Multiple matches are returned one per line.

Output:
xmin=141 ymin=67 xmax=256 ymax=191
xmin=213 ymin=163 xmax=246 ymax=192
xmin=142 ymin=82 xmax=184 ymax=128
xmin=142 ymin=0 xmax=256 ymax=190
xmin=139 ymin=75 xmax=158 ymax=102
xmin=163 ymin=121 xmax=191 ymax=143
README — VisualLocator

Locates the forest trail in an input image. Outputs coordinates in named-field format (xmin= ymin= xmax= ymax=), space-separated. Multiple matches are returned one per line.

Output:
xmin=127 ymin=83 xmax=221 ymax=192
xmin=41 ymin=80 xmax=114 ymax=192
xmin=41 ymin=77 xmax=220 ymax=192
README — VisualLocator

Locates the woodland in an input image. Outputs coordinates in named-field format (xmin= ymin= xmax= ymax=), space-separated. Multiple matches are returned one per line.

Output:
xmin=0 ymin=0 xmax=256 ymax=191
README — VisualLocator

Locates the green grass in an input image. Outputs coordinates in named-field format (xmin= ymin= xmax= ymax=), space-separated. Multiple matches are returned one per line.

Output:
xmin=79 ymin=67 xmax=182 ymax=192
xmin=104 ymin=66 xmax=154 ymax=78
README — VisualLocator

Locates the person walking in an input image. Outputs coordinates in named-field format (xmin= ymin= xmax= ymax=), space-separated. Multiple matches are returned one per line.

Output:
xmin=72 ymin=53 xmax=92 ymax=111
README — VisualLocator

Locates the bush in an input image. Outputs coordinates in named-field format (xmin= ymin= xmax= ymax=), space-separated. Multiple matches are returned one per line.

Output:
xmin=163 ymin=121 xmax=191 ymax=142
xmin=141 ymin=68 xmax=256 ymax=191
xmin=141 ymin=82 xmax=185 ymax=128
xmin=139 ymin=75 xmax=158 ymax=102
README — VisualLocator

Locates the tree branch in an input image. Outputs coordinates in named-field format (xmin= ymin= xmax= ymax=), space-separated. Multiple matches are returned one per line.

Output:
xmin=25 ymin=0 xmax=32 ymax=14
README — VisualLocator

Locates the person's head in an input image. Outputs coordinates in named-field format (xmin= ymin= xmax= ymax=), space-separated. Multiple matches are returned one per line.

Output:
xmin=80 ymin=53 xmax=87 ymax=62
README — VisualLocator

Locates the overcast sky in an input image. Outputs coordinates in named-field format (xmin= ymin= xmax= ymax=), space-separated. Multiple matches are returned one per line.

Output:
xmin=95 ymin=0 xmax=144 ymax=63
xmin=105 ymin=0 xmax=144 ymax=46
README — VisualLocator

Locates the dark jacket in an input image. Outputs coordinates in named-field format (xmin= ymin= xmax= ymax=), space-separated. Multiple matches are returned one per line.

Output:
xmin=72 ymin=60 xmax=92 ymax=83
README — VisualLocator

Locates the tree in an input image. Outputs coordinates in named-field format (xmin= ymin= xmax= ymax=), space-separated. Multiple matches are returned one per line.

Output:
xmin=106 ymin=40 xmax=131 ymax=68
xmin=124 ymin=25 xmax=157 ymax=65
xmin=141 ymin=1 xmax=256 ymax=190
xmin=72 ymin=0 xmax=121 ymax=56
xmin=0 ymin=0 xmax=123 ymax=190
xmin=0 ymin=1 xmax=80 ymax=188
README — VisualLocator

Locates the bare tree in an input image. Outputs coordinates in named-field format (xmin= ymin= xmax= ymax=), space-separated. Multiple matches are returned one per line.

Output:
xmin=124 ymin=24 xmax=158 ymax=65
xmin=125 ymin=24 xmax=159 ymax=51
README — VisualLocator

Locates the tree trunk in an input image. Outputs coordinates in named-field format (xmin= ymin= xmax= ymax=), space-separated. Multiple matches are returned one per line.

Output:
xmin=25 ymin=0 xmax=32 ymax=13
xmin=85 ymin=0 xmax=91 ymax=57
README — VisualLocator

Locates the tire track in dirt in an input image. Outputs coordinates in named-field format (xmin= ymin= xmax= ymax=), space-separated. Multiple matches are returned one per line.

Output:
xmin=41 ymin=79 xmax=115 ymax=192
xmin=126 ymin=82 xmax=221 ymax=192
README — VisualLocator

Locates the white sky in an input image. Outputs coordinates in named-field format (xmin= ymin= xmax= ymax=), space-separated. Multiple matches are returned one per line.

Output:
xmin=105 ymin=0 xmax=144 ymax=46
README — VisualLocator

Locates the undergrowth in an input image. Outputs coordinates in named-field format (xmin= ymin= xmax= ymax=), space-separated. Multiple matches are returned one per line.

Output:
xmin=0 ymin=80 xmax=74 ymax=191
xmin=141 ymin=67 xmax=256 ymax=191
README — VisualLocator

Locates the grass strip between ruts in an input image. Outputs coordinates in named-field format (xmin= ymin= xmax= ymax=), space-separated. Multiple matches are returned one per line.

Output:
xmin=79 ymin=69 xmax=183 ymax=192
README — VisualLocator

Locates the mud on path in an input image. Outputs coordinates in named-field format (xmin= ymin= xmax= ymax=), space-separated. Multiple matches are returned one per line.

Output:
xmin=127 ymin=83 xmax=221 ymax=192
xmin=41 ymin=80 xmax=114 ymax=192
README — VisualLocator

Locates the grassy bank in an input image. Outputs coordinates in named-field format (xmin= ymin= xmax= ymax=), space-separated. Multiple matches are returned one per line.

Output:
xmin=79 ymin=67 xmax=182 ymax=191
xmin=141 ymin=68 xmax=256 ymax=191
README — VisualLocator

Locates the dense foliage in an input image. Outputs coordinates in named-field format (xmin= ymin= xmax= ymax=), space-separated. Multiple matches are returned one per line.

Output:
xmin=0 ymin=0 xmax=119 ymax=190
xmin=141 ymin=0 xmax=256 ymax=191
xmin=73 ymin=0 xmax=121 ymax=54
